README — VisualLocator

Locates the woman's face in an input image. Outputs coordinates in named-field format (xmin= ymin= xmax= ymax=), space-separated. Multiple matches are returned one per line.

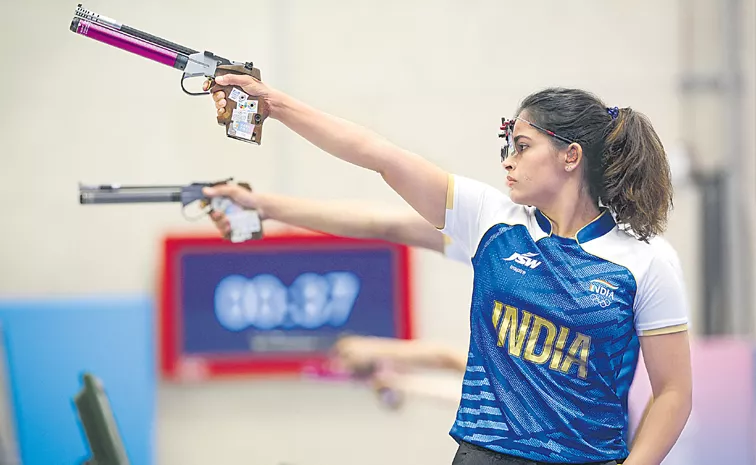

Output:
xmin=501 ymin=114 xmax=574 ymax=208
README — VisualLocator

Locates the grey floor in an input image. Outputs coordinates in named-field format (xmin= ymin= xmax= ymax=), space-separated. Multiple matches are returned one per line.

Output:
xmin=157 ymin=377 xmax=461 ymax=465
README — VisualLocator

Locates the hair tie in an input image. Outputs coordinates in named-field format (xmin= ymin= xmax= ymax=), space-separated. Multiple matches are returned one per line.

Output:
xmin=607 ymin=106 xmax=620 ymax=120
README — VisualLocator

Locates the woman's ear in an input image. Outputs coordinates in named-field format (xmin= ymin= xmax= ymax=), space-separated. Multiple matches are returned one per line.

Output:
xmin=564 ymin=143 xmax=583 ymax=172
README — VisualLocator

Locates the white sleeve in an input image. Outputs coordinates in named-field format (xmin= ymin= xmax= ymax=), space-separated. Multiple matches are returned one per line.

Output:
xmin=443 ymin=234 xmax=471 ymax=266
xmin=633 ymin=253 xmax=690 ymax=336
xmin=438 ymin=174 xmax=517 ymax=258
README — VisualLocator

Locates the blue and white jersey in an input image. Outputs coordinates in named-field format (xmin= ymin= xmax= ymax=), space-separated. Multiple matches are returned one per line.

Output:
xmin=439 ymin=174 xmax=689 ymax=463
xmin=444 ymin=233 xmax=473 ymax=265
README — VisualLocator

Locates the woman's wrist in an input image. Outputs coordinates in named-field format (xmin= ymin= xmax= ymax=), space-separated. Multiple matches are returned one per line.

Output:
xmin=248 ymin=191 xmax=270 ymax=220
xmin=265 ymin=88 xmax=291 ymax=120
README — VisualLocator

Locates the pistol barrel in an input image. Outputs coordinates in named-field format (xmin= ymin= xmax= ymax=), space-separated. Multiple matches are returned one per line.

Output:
xmin=71 ymin=18 xmax=185 ymax=69
xmin=79 ymin=186 xmax=182 ymax=204
xmin=72 ymin=4 xmax=197 ymax=56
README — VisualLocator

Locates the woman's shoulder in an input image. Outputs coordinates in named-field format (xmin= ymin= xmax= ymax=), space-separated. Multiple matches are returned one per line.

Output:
xmin=580 ymin=227 xmax=682 ymax=288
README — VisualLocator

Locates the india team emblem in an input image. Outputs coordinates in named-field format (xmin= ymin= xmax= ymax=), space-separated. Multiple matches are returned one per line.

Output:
xmin=588 ymin=279 xmax=618 ymax=308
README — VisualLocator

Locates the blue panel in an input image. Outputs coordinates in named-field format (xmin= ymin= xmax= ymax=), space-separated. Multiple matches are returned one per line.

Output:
xmin=0 ymin=295 xmax=155 ymax=465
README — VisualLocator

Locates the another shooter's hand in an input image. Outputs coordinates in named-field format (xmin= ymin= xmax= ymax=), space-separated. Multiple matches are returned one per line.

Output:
xmin=334 ymin=336 xmax=396 ymax=371
xmin=202 ymin=184 xmax=264 ymax=239
xmin=202 ymin=75 xmax=277 ymax=119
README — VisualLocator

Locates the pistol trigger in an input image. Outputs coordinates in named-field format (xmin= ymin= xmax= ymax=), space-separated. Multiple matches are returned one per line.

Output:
xmin=181 ymin=199 xmax=212 ymax=222
xmin=205 ymin=77 xmax=216 ymax=92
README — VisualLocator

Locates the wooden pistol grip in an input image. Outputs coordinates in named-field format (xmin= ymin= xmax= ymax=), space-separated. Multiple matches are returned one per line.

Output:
xmin=212 ymin=65 xmax=269 ymax=145
xmin=206 ymin=180 xmax=264 ymax=241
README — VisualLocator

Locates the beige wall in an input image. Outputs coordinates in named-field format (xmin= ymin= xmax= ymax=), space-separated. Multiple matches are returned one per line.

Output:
xmin=0 ymin=1 xmax=753 ymax=464
xmin=743 ymin=0 xmax=756 ymax=336
xmin=0 ymin=0 xmax=698 ymax=329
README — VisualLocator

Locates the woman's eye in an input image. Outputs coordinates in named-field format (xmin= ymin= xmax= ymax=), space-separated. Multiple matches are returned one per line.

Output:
xmin=517 ymin=144 xmax=528 ymax=152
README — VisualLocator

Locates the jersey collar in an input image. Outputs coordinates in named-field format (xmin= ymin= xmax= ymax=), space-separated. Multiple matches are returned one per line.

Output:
xmin=535 ymin=208 xmax=616 ymax=244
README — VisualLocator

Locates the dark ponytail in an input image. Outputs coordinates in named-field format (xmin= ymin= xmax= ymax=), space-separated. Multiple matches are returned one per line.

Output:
xmin=517 ymin=88 xmax=673 ymax=242
xmin=601 ymin=108 xmax=673 ymax=241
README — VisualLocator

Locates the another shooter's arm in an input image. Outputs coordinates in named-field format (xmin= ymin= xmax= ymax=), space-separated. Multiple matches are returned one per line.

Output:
xmin=201 ymin=184 xmax=448 ymax=253
xmin=78 ymin=179 xmax=263 ymax=243
xmin=69 ymin=4 xmax=268 ymax=145
xmin=334 ymin=336 xmax=467 ymax=373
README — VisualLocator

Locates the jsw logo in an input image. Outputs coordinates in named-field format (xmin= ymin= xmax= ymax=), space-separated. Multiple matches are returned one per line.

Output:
xmin=504 ymin=252 xmax=542 ymax=269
